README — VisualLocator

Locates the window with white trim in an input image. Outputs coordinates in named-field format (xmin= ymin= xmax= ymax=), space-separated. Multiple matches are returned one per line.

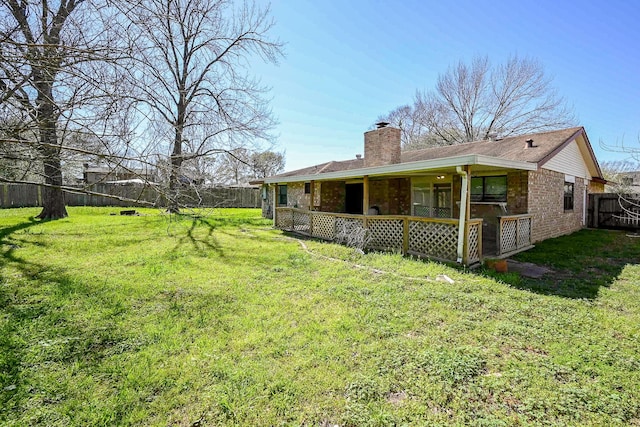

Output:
xmin=564 ymin=182 xmax=574 ymax=211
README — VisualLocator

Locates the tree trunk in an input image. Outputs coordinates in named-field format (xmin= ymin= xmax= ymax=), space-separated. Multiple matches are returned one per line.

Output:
xmin=167 ymin=153 xmax=182 ymax=213
xmin=168 ymin=120 xmax=184 ymax=214
xmin=35 ymin=95 xmax=67 ymax=220
xmin=36 ymin=149 xmax=68 ymax=220
xmin=168 ymin=92 xmax=187 ymax=213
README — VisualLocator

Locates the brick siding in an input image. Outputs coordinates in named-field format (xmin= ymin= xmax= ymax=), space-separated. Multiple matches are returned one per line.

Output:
xmin=507 ymin=171 xmax=529 ymax=214
xmin=262 ymin=184 xmax=273 ymax=218
xmin=369 ymin=178 xmax=410 ymax=215
xmin=286 ymin=182 xmax=308 ymax=208
xmin=320 ymin=181 xmax=345 ymax=212
xmin=528 ymin=168 xmax=585 ymax=243
xmin=364 ymin=127 xmax=401 ymax=167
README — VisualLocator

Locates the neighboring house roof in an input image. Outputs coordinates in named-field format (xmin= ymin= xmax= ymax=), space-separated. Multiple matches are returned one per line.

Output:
xmin=265 ymin=127 xmax=605 ymax=184
xmin=104 ymin=179 xmax=158 ymax=185
xmin=84 ymin=166 xmax=153 ymax=175
xmin=84 ymin=166 xmax=113 ymax=174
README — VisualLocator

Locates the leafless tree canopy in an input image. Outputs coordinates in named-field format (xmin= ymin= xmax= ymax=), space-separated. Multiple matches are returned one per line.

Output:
xmin=0 ymin=0 xmax=141 ymax=218
xmin=379 ymin=55 xmax=576 ymax=150
xmin=0 ymin=0 xmax=284 ymax=217
xmin=124 ymin=0 xmax=284 ymax=211
xmin=213 ymin=148 xmax=284 ymax=185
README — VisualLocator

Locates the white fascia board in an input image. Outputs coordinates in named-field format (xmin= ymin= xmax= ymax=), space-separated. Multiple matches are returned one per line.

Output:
xmin=264 ymin=154 xmax=537 ymax=184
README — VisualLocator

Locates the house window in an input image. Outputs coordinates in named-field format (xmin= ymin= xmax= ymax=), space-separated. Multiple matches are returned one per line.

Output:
xmin=412 ymin=177 xmax=452 ymax=218
xmin=304 ymin=182 xmax=311 ymax=194
xmin=471 ymin=176 xmax=507 ymax=202
xmin=278 ymin=185 xmax=288 ymax=206
xmin=564 ymin=182 xmax=574 ymax=211
xmin=622 ymin=177 xmax=633 ymax=186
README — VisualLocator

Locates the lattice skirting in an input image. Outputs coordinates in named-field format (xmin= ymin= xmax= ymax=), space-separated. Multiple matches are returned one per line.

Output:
xmin=311 ymin=214 xmax=336 ymax=240
xmin=467 ymin=223 xmax=481 ymax=264
xmin=516 ymin=217 xmax=531 ymax=248
xmin=276 ymin=209 xmax=293 ymax=230
xmin=408 ymin=221 xmax=458 ymax=261
xmin=500 ymin=220 xmax=517 ymax=253
xmin=292 ymin=211 xmax=311 ymax=234
xmin=368 ymin=219 xmax=404 ymax=251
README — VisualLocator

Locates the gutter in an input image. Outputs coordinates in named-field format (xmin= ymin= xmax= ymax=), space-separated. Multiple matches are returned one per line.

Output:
xmin=264 ymin=154 xmax=536 ymax=184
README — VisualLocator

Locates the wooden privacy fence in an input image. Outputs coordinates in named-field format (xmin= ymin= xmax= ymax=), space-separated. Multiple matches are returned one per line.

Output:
xmin=275 ymin=207 xmax=483 ymax=265
xmin=588 ymin=193 xmax=640 ymax=230
xmin=0 ymin=183 xmax=260 ymax=209
xmin=497 ymin=214 xmax=534 ymax=257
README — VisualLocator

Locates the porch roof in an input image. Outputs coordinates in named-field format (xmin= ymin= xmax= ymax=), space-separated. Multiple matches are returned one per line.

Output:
xmin=264 ymin=153 xmax=537 ymax=184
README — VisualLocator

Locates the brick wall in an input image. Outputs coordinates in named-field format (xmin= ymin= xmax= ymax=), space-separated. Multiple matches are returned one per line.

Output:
xmin=262 ymin=184 xmax=273 ymax=218
xmin=286 ymin=182 xmax=308 ymax=208
xmin=320 ymin=181 xmax=345 ymax=212
xmin=528 ymin=168 xmax=585 ymax=243
xmin=507 ymin=171 xmax=528 ymax=214
xmin=364 ymin=126 xmax=401 ymax=167
xmin=369 ymin=178 xmax=410 ymax=215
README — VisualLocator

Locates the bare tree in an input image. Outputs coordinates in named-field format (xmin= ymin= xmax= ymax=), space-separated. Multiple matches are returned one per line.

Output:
xmin=376 ymin=103 xmax=430 ymax=150
xmin=209 ymin=148 xmax=283 ymax=185
xmin=0 ymin=0 xmax=135 ymax=218
xmin=379 ymin=55 xmax=576 ymax=149
xmin=250 ymin=149 xmax=284 ymax=179
xmin=601 ymin=145 xmax=640 ymax=226
xmin=124 ymin=0 xmax=284 ymax=211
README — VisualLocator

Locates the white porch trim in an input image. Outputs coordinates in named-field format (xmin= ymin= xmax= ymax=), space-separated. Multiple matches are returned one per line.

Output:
xmin=265 ymin=154 xmax=537 ymax=184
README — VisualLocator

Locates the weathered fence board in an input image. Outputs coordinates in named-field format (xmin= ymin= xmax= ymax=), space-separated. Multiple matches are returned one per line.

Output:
xmin=0 ymin=183 xmax=260 ymax=209
xmin=588 ymin=193 xmax=640 ymax=230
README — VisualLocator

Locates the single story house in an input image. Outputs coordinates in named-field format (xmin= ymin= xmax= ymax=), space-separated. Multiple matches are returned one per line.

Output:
xmin=257 ymin=124 xmax=605 ymax=266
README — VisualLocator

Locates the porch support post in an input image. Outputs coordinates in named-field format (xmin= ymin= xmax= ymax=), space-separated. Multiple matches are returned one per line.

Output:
xmin=273 ymin=183 xmax=278 ymax=227
xmin=309 ymin=180 xmax=315 ymax=210
xmin=464 ymin=165 xmax=472 ymax=263
xmin=363 ymin=175 xmax=370 ymax=215
xmin=456 ymin=166 xmax=470 ymax=264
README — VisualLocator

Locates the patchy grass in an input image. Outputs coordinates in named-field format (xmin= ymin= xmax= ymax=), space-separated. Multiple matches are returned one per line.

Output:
xmin=1 ymin=207 xmax=639 ymax=426
xmin=509 ymin=229 xmax=640 ymax=299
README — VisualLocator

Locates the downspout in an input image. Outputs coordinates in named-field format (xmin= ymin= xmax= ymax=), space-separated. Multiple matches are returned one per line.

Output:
xmin=456 ymin=166 xmax=468 ymax=264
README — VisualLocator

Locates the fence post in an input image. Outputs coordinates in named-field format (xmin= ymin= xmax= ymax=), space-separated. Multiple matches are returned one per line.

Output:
xmin=593 ymin=194 xmax=600 ymax=228
xmin=496 ymin=217 xmax=503 ymax=256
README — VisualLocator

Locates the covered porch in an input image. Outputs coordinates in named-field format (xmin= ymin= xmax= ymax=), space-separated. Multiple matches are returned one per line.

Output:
xmin=267 ymin=155 xmax=536 ymax=266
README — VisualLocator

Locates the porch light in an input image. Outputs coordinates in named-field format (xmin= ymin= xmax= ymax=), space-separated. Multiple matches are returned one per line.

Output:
xmin=437 ymin=175 xmax=445 ymax=179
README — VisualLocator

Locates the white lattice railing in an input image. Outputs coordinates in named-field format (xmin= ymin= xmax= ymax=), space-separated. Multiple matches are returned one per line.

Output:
xmin=466 ymin=219 xmax=483 ymax=265
xmin=275 ymin=208 xmax=483 ymax=265
xmin=497 ymin=214 xmax=533 ymax=256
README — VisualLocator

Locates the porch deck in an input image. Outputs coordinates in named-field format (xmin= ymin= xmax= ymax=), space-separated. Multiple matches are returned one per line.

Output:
xmin=274 ymin=208 xmax=533 ymax=265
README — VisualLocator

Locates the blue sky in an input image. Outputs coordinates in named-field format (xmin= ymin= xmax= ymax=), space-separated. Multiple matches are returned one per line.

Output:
xmin=255 ymin=0 xmax=640 ymax=171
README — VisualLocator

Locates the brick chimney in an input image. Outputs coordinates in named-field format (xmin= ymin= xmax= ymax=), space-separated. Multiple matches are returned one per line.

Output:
xmin=364 ymin=122 xmax=401 ymax=167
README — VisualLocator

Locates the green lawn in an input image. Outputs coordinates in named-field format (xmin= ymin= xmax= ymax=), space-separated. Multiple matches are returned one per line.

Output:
xmin=1 ymin=207 xmax=639 ymax=426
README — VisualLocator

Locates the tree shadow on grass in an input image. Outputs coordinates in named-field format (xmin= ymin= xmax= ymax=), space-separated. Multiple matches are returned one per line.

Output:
xmin=479 ymin=229 xmax=640 ymax=299
xmin=168 ymin=214 xmax=224 ymax=256
xmin=0 ymin=217 xmax=42 ymax=259
xmin=0 ymin=218 xmax=134 ymax=421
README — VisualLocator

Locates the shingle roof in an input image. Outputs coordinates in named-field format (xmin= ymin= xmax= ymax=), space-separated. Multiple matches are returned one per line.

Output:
xmin=400 ymin=127 xmax=584 ymax=164
xmin=274 ymin=158 xmax=365 ymax=178
xmin=269 ymin=127 xmax=599 ymax=179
